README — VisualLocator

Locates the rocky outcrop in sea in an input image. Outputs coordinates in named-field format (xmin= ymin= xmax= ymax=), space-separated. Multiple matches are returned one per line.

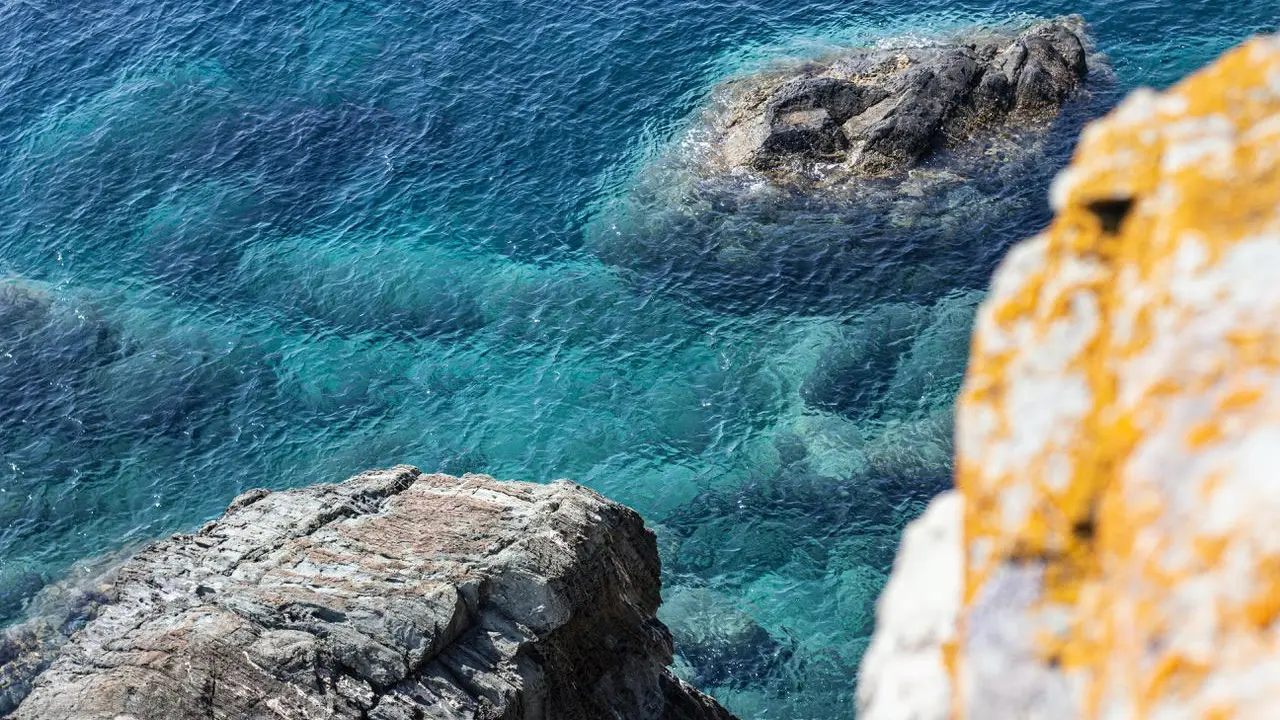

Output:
xmin=1 ymin=467 xmax=736 ymax=719
xmin=715 ymin=16 xmax=1093 ymax=183
xmin=589 ymin=17 xmax=1112 ymax=312
xmin=858 ymin=31 xmax=1280 ymax=719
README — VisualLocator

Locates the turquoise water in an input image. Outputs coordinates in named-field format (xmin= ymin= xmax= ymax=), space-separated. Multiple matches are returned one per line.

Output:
xmin=0 ymin=0 xmax=1272 ymax=716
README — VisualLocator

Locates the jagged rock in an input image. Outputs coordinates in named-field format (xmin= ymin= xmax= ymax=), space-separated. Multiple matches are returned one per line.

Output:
xmin=719 ymin=17 xmax=1095 ymax=181
xmin=587 ymin=17 xmax=1110 ymax=314
xmin=858 ymin=33 xmax=1280 ymax=719
xmin=2 ymin=467 xmax=736 ymax=720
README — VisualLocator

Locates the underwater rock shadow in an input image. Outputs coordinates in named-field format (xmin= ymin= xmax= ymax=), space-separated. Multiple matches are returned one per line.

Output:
xmin=591 ymin=113 xmax=1078 ymax=315
xmin=800 ymin=289 xmax=982 ymax=422
xmin=655 ymin=464 xmax=950 ymax=690
xmin=661 ymin=467 xmax=950 ymax=578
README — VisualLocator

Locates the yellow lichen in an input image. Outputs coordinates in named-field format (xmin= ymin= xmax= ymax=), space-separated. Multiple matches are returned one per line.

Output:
xmin=955 ymin=35 xmax=1280 ymax=718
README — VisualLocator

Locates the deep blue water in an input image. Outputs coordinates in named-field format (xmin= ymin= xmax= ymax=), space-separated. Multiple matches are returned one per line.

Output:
xmin=0 ymin=0 xmax=1272 ymax=716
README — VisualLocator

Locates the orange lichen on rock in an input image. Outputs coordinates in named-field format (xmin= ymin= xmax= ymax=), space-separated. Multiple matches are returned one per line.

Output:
xmin=949 ymin=33 xmax=1280 ymax=719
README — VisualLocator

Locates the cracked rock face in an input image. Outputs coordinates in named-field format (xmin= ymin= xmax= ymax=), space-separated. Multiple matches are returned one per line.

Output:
xmin=2 ymin=467 xmax=736 ymax=720
xmin=716 ymin=16 xmax=1094 ymax=183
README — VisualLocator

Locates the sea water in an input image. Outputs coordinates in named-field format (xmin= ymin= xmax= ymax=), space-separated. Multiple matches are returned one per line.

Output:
xmin=0 ymin=0 xmax=1272 ymax=717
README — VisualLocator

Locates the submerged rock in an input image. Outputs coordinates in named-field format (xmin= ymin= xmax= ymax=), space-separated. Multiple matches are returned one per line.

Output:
xmin=0 ymin=279 xmax=120 ymax=396
xmin=660 ymin=586 xmax=788 ymax=689
xmin=589 ymin=18 xmax=1110 ymax=313
xmin=0 ymin=277 xmax=122 ymax=444
xmin=3 ymin=467 xmax=736 ymax=720
xmin=800 ymin=302 xmax=930 ymax=419
xmin=859 ymin=33 xmax=1280 ymax=719
xmin=663 ymin=469 xmax=946 ymax=583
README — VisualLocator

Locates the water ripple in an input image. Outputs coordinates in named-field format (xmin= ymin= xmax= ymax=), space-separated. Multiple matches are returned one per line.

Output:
xmin=0 ymin=1 xmax=1273 ymax=716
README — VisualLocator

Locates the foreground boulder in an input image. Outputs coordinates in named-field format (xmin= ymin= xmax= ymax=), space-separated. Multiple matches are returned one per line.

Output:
xmin=2 ymin=467 xmax=735 ymax=720
xmin=717 ymin=16 xmax=1095 ymax=182
xmin=859 ymin=33 xmax=1280 ymax=719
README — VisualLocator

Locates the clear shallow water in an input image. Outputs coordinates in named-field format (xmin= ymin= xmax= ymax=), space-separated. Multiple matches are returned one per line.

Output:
xmin=0 ymin=0 xmax=1272 ymax=716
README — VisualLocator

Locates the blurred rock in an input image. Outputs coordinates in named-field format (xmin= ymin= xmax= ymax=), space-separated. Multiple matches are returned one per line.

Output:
xmin=859 ymin=33 xmax=1280 ymax=719
xmin=857 ymin=494 xmax=960 ymax=720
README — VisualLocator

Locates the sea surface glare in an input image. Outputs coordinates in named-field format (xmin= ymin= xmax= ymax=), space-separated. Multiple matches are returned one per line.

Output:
xmin=0 ymin=0 xmax=1272 ymax=716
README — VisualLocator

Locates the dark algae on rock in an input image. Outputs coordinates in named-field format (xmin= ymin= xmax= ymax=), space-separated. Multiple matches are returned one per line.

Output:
xmin=1 ymin=468 xmax=736 ymax=720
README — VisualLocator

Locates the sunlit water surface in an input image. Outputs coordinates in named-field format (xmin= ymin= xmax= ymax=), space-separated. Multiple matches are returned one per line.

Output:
xmin=0 ymin=0 xmax=1272 ymax=716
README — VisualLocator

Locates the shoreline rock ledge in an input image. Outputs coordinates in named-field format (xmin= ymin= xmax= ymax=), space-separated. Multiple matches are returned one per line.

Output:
xmin=1 ymin=467 xmax=736 ymax=720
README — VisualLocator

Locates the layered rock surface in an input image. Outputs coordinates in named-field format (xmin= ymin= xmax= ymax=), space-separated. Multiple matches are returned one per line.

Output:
xmin=859 ymin=32 xmax=1280 ymax=719
xmin=715 ymin=17 xmax=1095 ymax=182
xmin=1 ymin=467 xmax=735 ymax=720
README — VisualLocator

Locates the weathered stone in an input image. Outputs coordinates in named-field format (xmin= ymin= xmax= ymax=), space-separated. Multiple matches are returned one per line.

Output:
xmin=3 ymin=467 xmax=736 ymax=720
xmin=771 ymin=77 xmax=888 ymax=124
xmin=761 ymin=107 xmax=848 ymax=160
xmin=587 ymin=17 xmax=1111 ymax=314
xmin=974 ymin=20 xmax=1089 ymax=116
xmin=718 ymin=17 xmax=1096 ymax=181
xmin=845 ymin=47 xmax=983 ymax=175
xmin=859 ymin=32 xmax=1280 ymax=720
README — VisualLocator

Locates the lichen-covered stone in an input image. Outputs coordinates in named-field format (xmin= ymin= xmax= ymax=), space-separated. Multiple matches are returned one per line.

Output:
xmin=3 ymin=467 xmax=736 ymax=720
xmin=860 ymin=33 xmax=1280 ymax=720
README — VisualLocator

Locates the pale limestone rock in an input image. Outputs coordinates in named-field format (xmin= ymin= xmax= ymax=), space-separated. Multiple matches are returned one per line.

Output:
xmin=857 ymin=492 xmax=960 ymax=720
xmin=3 ymin=467 xmax=736 ymax=720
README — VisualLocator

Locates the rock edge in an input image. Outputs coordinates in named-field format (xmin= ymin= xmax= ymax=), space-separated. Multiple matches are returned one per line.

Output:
xmin=2 ymin=467 xmax=736 ymax=720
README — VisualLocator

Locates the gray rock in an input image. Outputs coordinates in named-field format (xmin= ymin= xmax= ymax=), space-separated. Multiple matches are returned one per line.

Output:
xmin=856 ymin=492 xmax=961 ymax=720
xmin=719 ymin=17 xmax=1097 ymax=181
xmin=585 ymin=16 xmax=1110 ymax=313
xmin=2 ymin=467 xmax=737 ymax=720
